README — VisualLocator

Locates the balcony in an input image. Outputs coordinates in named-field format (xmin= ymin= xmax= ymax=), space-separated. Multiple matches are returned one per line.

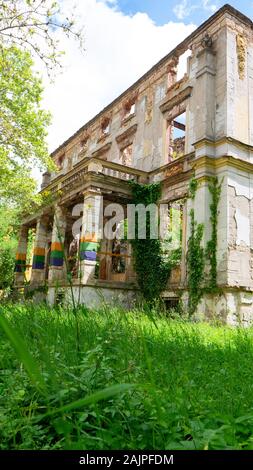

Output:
xmin=41 ymin=157 xmax=149 ymax=199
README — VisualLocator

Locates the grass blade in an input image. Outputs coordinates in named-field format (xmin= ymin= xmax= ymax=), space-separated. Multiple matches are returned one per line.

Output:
xmin=38 ymin=383 xmax=135 ymax=420
xmin=0 ymin=314 xmax=47 ymax=395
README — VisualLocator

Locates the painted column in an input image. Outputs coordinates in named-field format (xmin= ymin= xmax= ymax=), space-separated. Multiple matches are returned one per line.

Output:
xmin=30 ymin=216 xmax=48 ymax=284
xmin=48 ymin=206 xmax=67 ymax=282
xmin=80 ymin=190 xmax=103 ymax=284
xmin=14 ymin=225 xmax=29 ymax=286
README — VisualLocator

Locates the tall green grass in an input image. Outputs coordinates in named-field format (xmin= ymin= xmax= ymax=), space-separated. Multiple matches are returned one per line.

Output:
xmin=1 ymin=303 xmax=253 ymax=449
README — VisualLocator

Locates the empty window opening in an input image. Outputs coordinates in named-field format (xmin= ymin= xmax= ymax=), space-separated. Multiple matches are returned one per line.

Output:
xmin=111 ymin=239 xmax=127 ymax=274
xmin=101 ymin=116 xmax=111 ymax=137
xmin=167 ymin=112 xmax=186 ymax=162
xmin=80 ymin=133 xmax=89 ymax=148
xmin=55 ymin=291 xmax=65 ymax=306
xmin=163 ymin=298 xmax=180 ymax=311
xmin=123 ymin=96 xmax=136 ymax=120
xmin=58 ymin=154 xmax=65 ymax=170
xmin=177 ymin=49 xmax=191 ymax=81
xmin=162 ymin=200 xmax=184 ymax=254
xmin=121 ymin=143 xmax=133 ymax=166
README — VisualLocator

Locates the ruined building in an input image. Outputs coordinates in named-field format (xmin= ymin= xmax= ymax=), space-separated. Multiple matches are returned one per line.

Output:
xmin=15 ymin=5 xmax=253 ymax=324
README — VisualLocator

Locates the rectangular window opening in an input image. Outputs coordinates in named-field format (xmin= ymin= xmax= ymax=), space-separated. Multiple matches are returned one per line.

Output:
xmin=162 ymin=199 xmax=184 ymax=254
xmin=123 ymin=98 xmax=136 ymax=121
xmin=167 ymin=112 xmax=186 ymax=162
xmin=120 ymin=143 xmax=133 ymax=166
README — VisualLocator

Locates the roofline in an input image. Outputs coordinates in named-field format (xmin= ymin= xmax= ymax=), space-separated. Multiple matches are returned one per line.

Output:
xmin=50 ymin=4 xmax=253 ymax=158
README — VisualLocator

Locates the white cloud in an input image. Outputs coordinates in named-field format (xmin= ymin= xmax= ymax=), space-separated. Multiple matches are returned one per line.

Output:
xmin=39 ymin=0 xmax=194 ymax=155
xmin=173 ymin=0 xmax=197 ymax=20
xmin=202 ymin=0 xmax=218 ymax=12
xmin=173 ymin=0 xmax=218 ymax=20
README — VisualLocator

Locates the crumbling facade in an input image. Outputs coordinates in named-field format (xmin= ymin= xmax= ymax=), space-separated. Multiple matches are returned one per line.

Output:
xmin=15 ymin=5 xmax=253 ymax=324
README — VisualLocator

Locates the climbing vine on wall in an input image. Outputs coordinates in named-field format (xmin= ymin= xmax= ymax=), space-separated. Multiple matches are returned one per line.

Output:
xmin=187 ymin=176 xmax=222 ymax=315
xmin=206 ymin=177 xmax=223 ymax=290
xmin=187 ymin=179 xmax=205 ymax=315
xmin=128 ymin=181 xmax=179 ymax=303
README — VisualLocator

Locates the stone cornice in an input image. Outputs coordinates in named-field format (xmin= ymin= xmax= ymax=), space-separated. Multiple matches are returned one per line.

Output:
xmin=91 ymin=141 xmax=112 ymax=158
xmin=116 ymin=124 xmax=138 ymax=145
xmin=160 ymin=86 xmax=193 ymax=114
xmin=193 ymin=155 xmax=253 ymax=174
xmin=194 ymin=136 xmax=253 ymax=153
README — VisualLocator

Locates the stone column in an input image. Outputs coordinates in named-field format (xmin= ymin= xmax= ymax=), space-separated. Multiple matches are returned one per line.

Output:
xmin=30 ymin=216 xmax=48 ymax=285
xmin=48 ymin=206 xmax=67 ymax=282
xmin=192 ymin=43 xmax=216 ymax=143
xmin=80 ymin=190 xmax=103 ymax=284
xmin=14 ymin=225 xmax=29 ymax=286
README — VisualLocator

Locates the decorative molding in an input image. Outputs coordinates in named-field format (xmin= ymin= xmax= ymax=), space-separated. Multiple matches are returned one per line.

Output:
xmin=145 ymin=95 xmax=153 ymax=124
xmin=116 ymin=124 xmax=138 ymax=147
xmin=160 ymin=86 xmax=193 ymax=114
xmin=92 ymin=142 xmax=112 ymax=159
xmin=193 ymin=155 xmax=253 ymax=174
xmin=164 ymin=162 xmax=184 ymax=178
xmin=236 ymin=33 xmax=247 ymax=80
xmin=194 ymin=136 xmax=253 ymax=153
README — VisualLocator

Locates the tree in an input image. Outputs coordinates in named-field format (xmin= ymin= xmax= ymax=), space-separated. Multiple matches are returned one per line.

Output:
xmin=0 ymin=1 xmax=84 ymax=208
xmin=0 ymin=0 xmax=84 ymax=74
xmin=0 ymin=45 xmax=52 ymax=208
xmin=0 ymin=205 xmax=18 ymax=292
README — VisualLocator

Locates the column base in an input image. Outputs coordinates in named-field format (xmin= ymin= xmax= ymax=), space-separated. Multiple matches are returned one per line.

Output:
xmin=80 ymin=260 xmax=96 ymax=284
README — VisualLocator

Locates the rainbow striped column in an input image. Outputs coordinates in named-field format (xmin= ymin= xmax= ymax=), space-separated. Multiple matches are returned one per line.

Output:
xmin=80 ymin=192 xmax=103 ymax=284
xmin=14 ymin=226 xmax=28 ymax=285
xmin=48 ymin=206 xmax=67 ymax=282
xmin=50 ymin=241 xmax=64 ymax=267
xmin=30 ymin=218 xmax=49 ymax=284
xmin=80 ymin=233 xmax=99 ymax=262
xmin=32 ymin=247 xmax=46 ymax=270
xmin=15 ymin=253 xmax=26 ymax=273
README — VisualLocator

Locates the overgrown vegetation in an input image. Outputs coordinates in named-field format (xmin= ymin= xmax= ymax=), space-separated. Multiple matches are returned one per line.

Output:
xmin=186 ymin=178 xmax=205 ymax=315
xmin=0 ymin=206 xmax=18 ymax=293
xmin=206 ymin=177 xmax=223 ymax=291
xmin=128 ymin=181 xmax=181 ymax=303
xmin=1 ymin=304 xmax=253 ymax=450
xmin=187 ymin=177 xmax=222 ymax=315
xmin=187 ymin=208 xmax=205 ymax=315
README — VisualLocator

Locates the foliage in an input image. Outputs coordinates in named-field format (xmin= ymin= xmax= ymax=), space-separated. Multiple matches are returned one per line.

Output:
xmin=0 ymin=247 xmax=15 ymax=290
xmin=188 ymin=178 xmax=198 ymax=199
xmin=206 ymin=177 xmax=223 ymax=290
xmin=187 ymin=179 xmax=205 ymax=315
xmin=0 ymin=205 xmax=19 ymax=291
xmin=128 ymin=181 xmax=175 ymax=303
xmin=187 ymin=208 xmax=205 ymax=316
xmin=187 ymin=177 xmax=222 ymax=315
xmin=0 ymin=45 xmax=53 ymax=208
xmin=1 ymin=304 xmax=253 ymax=450
xmin=0 ymin=1 xmax=84 ymax=209
xmin=0 ymin=0 xmax=84 ymax=74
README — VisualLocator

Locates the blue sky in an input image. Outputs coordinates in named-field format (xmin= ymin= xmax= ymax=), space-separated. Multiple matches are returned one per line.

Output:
xmin=113 ymin=0 xmax=253 ymax=25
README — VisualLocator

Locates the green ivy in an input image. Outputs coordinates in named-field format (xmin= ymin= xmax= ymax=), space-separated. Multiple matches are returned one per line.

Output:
xmin=187 ymin=176 xmax=222 ymax=315
xmin=187 ymin=208 xmax=205 ymax=315
xmin=205 ymin=177 xmax=222 ymax=290
xmin=188 ymin=178 xmax=198 ymax=199
xmin=128 ymin=181 xmax=180 ymax=303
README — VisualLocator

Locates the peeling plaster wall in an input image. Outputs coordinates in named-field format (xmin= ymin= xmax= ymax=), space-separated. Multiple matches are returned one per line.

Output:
xmin=226 ymin=23 xmax=253 ymax=145
xmin=227 ymin=170 xmax=253 ymax=289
